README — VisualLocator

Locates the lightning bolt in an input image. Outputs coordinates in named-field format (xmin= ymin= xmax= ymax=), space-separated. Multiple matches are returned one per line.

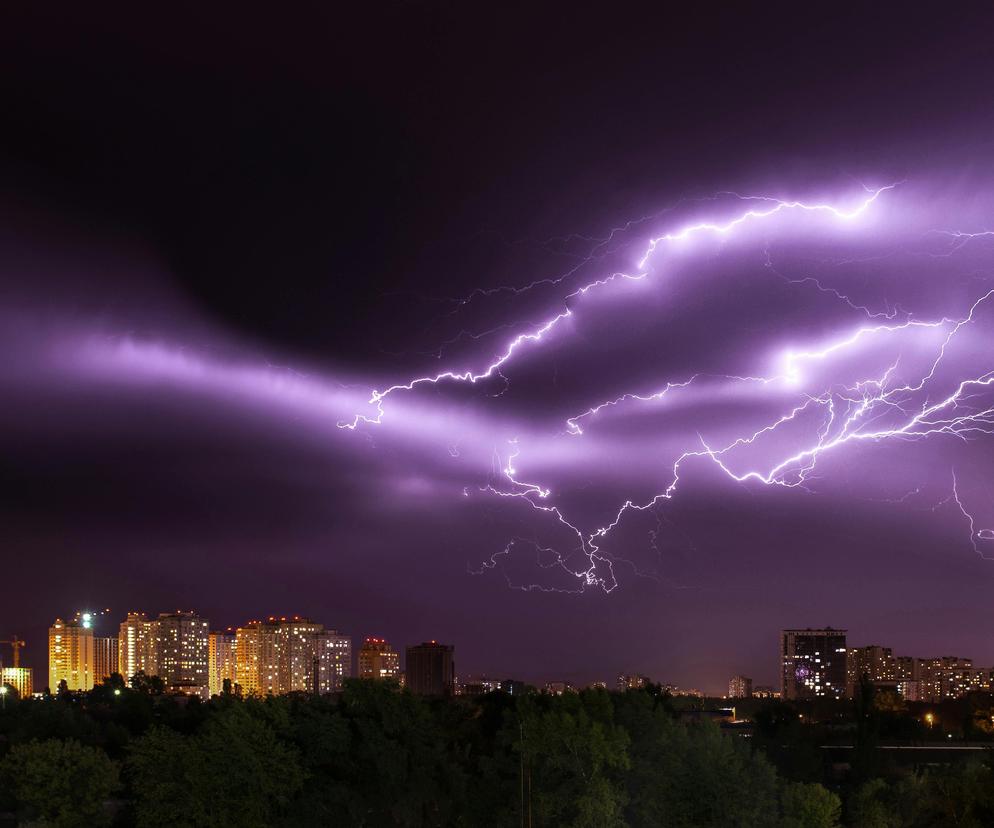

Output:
xmin=951 ymin=470 xmax=994 ymax=560
xmin=339 ymin=180 xmax=994 ymax=591
xmin=340 ymin=184 xmax=895 ymax=430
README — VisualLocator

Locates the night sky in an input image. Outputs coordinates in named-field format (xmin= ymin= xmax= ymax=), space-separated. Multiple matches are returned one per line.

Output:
xmin=5 ymin=5 xmax=994 ymax=693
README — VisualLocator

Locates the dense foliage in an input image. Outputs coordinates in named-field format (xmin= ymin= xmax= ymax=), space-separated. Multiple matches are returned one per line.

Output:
xmin=0 ymin=677 xmax=993 ymax=826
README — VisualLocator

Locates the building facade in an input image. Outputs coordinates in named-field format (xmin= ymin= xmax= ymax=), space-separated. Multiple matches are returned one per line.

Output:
xmin=48 ymin=617 xmax=95 ymax=692
xmin=93 ymin=636 xmax=120 ymax=684
xmin=405 ymin=641 xmax=455 ymax=696
xmin=274 ymin=618 xmax=351 ymax=694
xmin=235 ymin=621 xmax=279 ymax=696
xmin=781 ymin=628 xmax=847 ymax=700
xmin=236 ymin=618 xmax=351 ymax=696
xmin=118 ymin=612 xmax=157 ymax=681
xmin=728 ymin=675 xmax=753 ymax=698
xmin=358 ymin=637 xmax=400 ymax=680
xmin=154 ymin=611 xmax=210 ymax=698
xmin=846 ymin=645 xmax=898 ymax=697
xmin=1 ymin=667 xmax=33 ymax=698
xmin=208 ymin=631 xmax=237 ymax=696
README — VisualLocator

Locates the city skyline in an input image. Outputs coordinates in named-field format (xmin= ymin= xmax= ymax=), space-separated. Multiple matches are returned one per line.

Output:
xmin=9 ymin=609 xmax=994 ymax=699
xmin=4 ymin=7 xmax=994 ymax=698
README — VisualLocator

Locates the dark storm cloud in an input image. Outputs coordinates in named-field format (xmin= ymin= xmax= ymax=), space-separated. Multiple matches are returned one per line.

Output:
xmin=5 ymin=4 xmax=994 ymax=690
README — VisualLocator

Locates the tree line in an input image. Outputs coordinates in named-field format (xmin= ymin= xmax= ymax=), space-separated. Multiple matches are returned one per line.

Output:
xmin=0 ymin=675 xmax=992 ymax=826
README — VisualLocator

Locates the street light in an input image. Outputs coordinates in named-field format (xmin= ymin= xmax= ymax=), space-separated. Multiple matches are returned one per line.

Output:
xmin=0 ymin=685 xmax=7 ymax=710
xmin=924 ymin=712 xmax=935 ymax=729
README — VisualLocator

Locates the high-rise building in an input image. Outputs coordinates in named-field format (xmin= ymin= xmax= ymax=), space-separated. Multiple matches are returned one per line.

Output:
xmin=275 ymin=618 xmax=325 ymax=693
xmin=274 ymin=618 xmax=351 ymax=694
xmin=728 ymin=675 xmax=753 ymax=698
xmin=236 ymin=618 xmax=351 ymax=696
xmin=405 ymin=641 xmax=455 ymax=696
xmin=154 ymin=611 xmax=210 ymax=699
xmin=781 ymin=628 xmax=847 ymax=700
xmin=208 ymin=631 xmax=237 ymax=697
xmin=235 ymin=620 xmax=279 ymax=696
xmin=118 ymin=612 xmax=157 ymax=681
xmin=313 ymin=628 xmax=351 ymax=693
xmin=1 ymin=667 xmax=33 ymax=698
xmin=846 ymin=645 xmax=897 ymax=697
xmin=358 ymin=637 xmax=400 ymax=680
xmin=916 ymin=656 xmax=977 ymax=702
xmin=93 ymin=636 xmax=120 ymax=683
xmin=48 ymin=617 xmax=95 ymax=692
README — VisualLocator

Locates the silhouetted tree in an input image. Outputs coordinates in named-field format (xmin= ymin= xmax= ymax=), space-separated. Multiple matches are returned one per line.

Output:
xmin=0 ymin=738 xmax=119 ymax=827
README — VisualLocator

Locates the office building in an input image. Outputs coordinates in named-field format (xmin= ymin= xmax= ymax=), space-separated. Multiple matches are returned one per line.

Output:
xmin=1 ymin=667 xmax=33 ymax=698
xmin=728 ymin=675 xmax=753 ymax=698
xmin=154 ymin=611 xmax=210 ymax=698
xmin=49 ymin=617 xmax=95 ymax=692
xmin=781 ymin=628 xmax=847 ymax=700
xmin=405 ymin=641 xmax=455 ymax=696
xmin=208 ymin=630 xmax=237 ymax=696
xmin=93 ymin=636 xmax=119 ymax=683
xmin=358 ymin=637 xmax=400 ymax=680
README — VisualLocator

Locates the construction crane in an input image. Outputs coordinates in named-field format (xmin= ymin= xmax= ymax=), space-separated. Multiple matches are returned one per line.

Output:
xmin=0 ymin=637 xmax=25 ymax=668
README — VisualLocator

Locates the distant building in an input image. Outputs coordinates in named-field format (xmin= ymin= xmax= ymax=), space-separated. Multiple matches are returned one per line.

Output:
xmin=276 ymin=618 xmax=350 ymax=694
xmin=93 ymin=636 xmax=119 ymax=683
xmin=915 ymin=656 xmax=983 ymax=702
xmin=500 ymin=678 xmax=526 ymax=696
xmin=276 ymin=618 xmax=322 ymax=693
xmin=671 ymin=687 xmax=704 ymax=698
xmin=406 ymin=641 xmax=455 ymax=696
xmin=208 ymin=631 xmax=237 ymax=696
xmin=752 ymin=685 xmax=780 ymax=699
xmin=781 ymin=628 xmax=847 ymax=700
xmin=49 ymin=617 xmax=95 ymax=691
xmin=846 ymin=645 xmax=897 ymax=697
xmin=460 ymin=675 xmax=500 ymax=695
xmin=543 ymin=681 xmax=576 ymax=695
xmin=617 ymin=673 xmax=649 ymax=692
xmin=155 ymin=611 xmax=210 ymax=699
xmin=235 ymin=621 xmax=279 ymax=696
xmin=235 ymin=618 xmax=350 ymax=696
xmin=118 ymin=612 xmax=157 ymax=681
xmin=358 ymin=637 xmax=400 ymax=681
xmin=1 ymin=667 xmax=32 ymax=698
xmin=728 ymin=675 xmax=753 ymax=698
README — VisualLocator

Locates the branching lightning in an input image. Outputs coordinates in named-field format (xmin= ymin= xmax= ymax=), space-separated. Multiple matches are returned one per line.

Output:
xmin=340 ymin=181 xmax=994 ymax=591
